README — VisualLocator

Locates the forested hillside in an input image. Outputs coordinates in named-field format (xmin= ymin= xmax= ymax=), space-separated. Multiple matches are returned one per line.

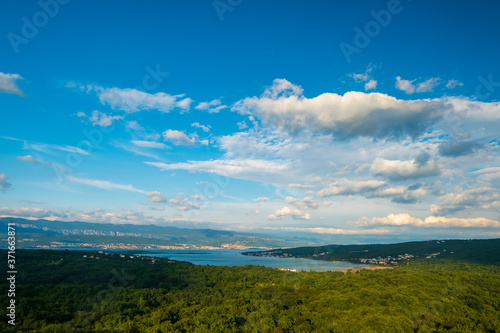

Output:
xmin=1 ymin=249 xmax=499 ymax=332
xmin=244 ymin=238 xmax=500 ymax=265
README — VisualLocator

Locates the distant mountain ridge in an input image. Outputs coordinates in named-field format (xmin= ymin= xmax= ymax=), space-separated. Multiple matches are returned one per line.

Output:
xmin=0 ymin=217 xmax=315 ymax=249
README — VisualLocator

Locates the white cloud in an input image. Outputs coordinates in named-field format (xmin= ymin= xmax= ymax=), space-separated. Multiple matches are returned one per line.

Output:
xmin=146 ymin=159 xmax=290 ymax=180
xmin=162 ymin=129 xmax=196 ymax=146
xmin=237 ymin=121 xmax=248 ymax=130
xmin=191 ymin=122 xmax=211 ymax=132
xmin=17 ymin=155 xmax=37 ymax=164
xmin=131 ymin=140 xmax=168 ymax=149
xmin=436 ymin=187 xmax=498 ymax=214
xmin=396 ymin=77 xmax=441 ymax=94
xmin=77 ymin=112 xmax=86 ymax=117
xmin=288 ymin=183 xmax=314 ymax=189
xmin=267 ymin=206 xmax=311 ymax=220
xmin=195 ymin=99 xmax=227 ymax=113
xmin=253 ymin=197 xmax=269 ymax=202
xmin=176 ymin=97 xmax=193 ymax=110
xmin=66 ymin=175 xmax=143 ymax=193
xmin=446 ymin=79 xmax=463 ymax=89
xmin=233 ymin=79 xmax=449 ymax=140
xmin=126 ymin=120 xmax=144 ymax=130
xmin=262 ymin=78 xmax=303 ymax=98
xmin=0 ymin=207 xmax=66 ymax=219
xmin=22 ymin=141 xmax=90 ymax=156
xmin=357 ymin=213 xmax=500 ymax=228
xmin=348 ymin=66 xmax=377 ymax=91
xmin=0 ymin=173 xmax=12 ymax=192
xmin=370 ymin=158 xmax=443 ymax=179
xmin=367 ymin=184 xmax=427 ymax=204
xmin=89 ymin=110 xmax=123 ymax=127
xmin=364 ymin=79 xmax=377 ymax=91
xmin=416 ymin=77 xmax=441 ymax=93
xmin=285 ymin=196 xmax=328 ymax=210
xmin=144 ymin=191 xmax=167 ymax=203
xmin=472 ymin=167 xmax=500 ymax=181
xmin=0 ymin=72 xmax=24 ymax=96
xmin=98 ymin=87 xmax=191 ymax=113
xmin=395 ymin=76 xmax=416 ymax=94
xmin=169 ymin=194 xmax=201 ymax=211
xmin=318 ymin=178 xmax=386 ymax=197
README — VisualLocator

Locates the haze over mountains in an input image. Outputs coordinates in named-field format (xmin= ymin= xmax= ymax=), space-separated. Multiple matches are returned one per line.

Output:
xmin=0 ymin=217 xmax=316 ymax=249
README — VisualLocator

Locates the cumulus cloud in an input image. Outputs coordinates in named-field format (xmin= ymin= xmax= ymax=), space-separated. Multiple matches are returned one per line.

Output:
xmin=435 ymin=187 xmax=498 ymax=214
xmin=131 ymin=140 xmax=168 ymax=149
xmin=191 ymin=122 xmax=211 ymax=132
xmin=318 ymin=178 xmax=386 ymax=197
xmin=0 ymin=72 xmax=25 ymax=96
xmin=98 ymin=87 xmax=191 ymax=113
xmin=89 ymin=110 xmax=123 ymax=127
xmin=370 ymin=158 xmax=443 ymax=180
xmin=364 ymin=79 xmax=377 ymax=91
xmin=366 ymin=184 xmax=427 ymax=204
xmin=357 ymin=213 xmax=500 ymax=228
xmin=162 ymin=129 xmax=196 ymax=146
xmin=17 ymin=155 xmax=37 ymax=164
xmin=0 ymin=173 xmax=12 ymax=192
xmin=169 ymin=194 xmax=201 ymax=211
xmin=144 ymin=191 xmax=167 ymax=203
xmin=232 ymin=79 xmax=449 ymax=140
xmin=438 ymin=140 xmax=484 ymax=157
xmin=395 ymin=76 xmax=416 ymax=94
xmin=195 ymin=99 xmax=227 ymax=113
xmin=267 ymin=206 xmax=311 ymax=220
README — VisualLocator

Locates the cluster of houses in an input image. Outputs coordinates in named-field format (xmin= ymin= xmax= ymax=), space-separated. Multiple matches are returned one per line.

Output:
xmin=83 ymin=251 xmax=175 ymax=264
xmin=358 ymin=253 xmax=415 ymax=265
xmin=278 ymin=268 xmax=297 ymax=272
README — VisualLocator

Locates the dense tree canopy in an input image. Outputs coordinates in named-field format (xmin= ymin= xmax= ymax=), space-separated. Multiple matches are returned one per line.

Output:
xmin=1 ymin=249 xmax=499 ymax=332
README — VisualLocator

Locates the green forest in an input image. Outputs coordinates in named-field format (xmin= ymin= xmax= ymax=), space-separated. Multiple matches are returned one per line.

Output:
xmin=1 ymin=248 xmax=500 ymax=332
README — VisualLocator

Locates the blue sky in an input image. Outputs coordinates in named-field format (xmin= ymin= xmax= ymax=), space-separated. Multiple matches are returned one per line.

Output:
xmin=1 ymin=0 xmax=500 ymax=243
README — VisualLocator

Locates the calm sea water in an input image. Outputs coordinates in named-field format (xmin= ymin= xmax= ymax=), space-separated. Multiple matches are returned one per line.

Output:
xmin=136 ymin=249 xmax=368 ymax=272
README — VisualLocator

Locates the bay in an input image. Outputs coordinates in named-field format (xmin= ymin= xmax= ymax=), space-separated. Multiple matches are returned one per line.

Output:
xmin=136 ymin=249 xmax=368 ymax=272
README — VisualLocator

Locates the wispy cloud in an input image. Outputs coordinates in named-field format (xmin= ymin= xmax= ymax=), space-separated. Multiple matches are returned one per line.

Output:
xmin=0 ymin=173 xmax=12 ymax=192
xmin=131 ymin=140 xmax=169 ymax=149
xmin=17 ymin=155 xmax=37 ymax=164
